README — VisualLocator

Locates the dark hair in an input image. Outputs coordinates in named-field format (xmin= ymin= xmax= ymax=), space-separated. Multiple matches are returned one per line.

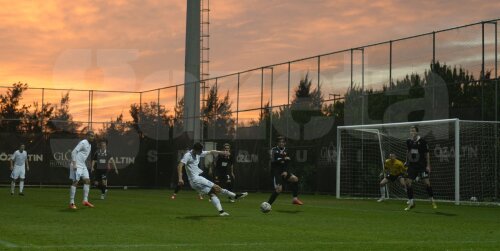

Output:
xmin=193 ymin=142 xmax=204 ymax=151
xmin=87 ymin=130 xmax=95 ymax=136
xmin=223 ymin=143 xmax=230 ymax=148
xmin=410 ymin=126 xmax=419 ymax=132
xmin=277 ymin=136 xmax=285 ymax=142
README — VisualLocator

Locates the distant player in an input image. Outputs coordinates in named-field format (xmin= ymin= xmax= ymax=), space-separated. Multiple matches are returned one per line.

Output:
xmin=377 ymin=153 xmax=407 ymax=202
xmin=68 ymin=131 xmax=95 ymax=209
xmin=177 ymin=142 xmax=248 ymax=216
xmin=91 ymin=140 xmax=118 ymax=200
xmin=266 ymin=136 xmax=303 ymax=206
xmin=405 ymin=126 xmax=437 ymax=210
xmin=9 ymin=143 xmax=29 ymax=196
xmin=213 ymin=143 xmax=236 ymax=202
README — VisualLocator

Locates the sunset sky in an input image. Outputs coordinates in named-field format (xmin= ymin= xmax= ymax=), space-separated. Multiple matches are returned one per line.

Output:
xmin=0 ymin=0 xmax=499 ymax=123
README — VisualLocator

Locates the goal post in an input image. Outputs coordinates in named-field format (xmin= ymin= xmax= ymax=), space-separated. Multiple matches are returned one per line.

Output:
xmin=336 ymin=119 xmax=500 ymax=205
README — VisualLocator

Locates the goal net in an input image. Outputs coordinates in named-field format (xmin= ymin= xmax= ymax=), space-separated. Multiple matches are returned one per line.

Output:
xmin=336 ymin=119 xmax=500 ymax=204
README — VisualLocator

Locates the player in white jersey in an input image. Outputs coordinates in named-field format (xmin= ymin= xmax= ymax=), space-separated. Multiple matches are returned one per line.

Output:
xmin=9 ymin=143 xmax=29 ymax=196
xmin=177 ymin=142 xmax=248 ymax=216
xmin=68 ymin=131 xmax=95 ymax=209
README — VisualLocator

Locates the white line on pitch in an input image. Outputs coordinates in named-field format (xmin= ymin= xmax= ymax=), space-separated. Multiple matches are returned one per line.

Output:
xmin=6 ymin=240 xmax=500 ymax=249
xmin=0 ymin=239 xmax=18 ymax=248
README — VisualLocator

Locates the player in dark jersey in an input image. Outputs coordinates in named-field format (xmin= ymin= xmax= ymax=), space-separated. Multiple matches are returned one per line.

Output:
xmin=266 ymin=136 xmax=303 ymax=206
xmin=404 ymin=126 xmax=437 ymax=210
xmin=91 ymin=140 xmax=118 ymax=200
xmin=212 ymin=143 xmax=236 ymax=202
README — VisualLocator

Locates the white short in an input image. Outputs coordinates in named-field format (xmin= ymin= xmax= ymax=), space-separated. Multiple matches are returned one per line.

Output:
xmin=69 ymin=167 xmax=90 ymax=181
xmin=189 ymin=176 xmax=215 ymax=195
xmin=11 ymin=165 xmax=25 ymax=180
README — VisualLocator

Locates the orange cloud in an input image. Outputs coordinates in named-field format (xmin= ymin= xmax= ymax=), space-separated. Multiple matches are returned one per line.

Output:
xmin=1 ymin=0 xmax=498 ymax=125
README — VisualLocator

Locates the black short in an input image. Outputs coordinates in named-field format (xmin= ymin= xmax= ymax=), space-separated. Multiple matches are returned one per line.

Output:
xmin=407 ymin=165 xmax=429 ymax=180
xmin=214 ymin=172 xmax=232 ymax=183
xmin=94 ymin=169 xmax=108 ymax=181
xmin=272 ymin=168 xmax=292 ymax=187
xmin=387 ymin=174 xmax=404 ymax=182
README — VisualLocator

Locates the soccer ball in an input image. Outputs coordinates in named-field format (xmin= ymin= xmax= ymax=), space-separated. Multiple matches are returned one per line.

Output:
xmin=260 ymin=202 xmax=272 ymax=213
xmin=470 ymin=196 xmax=477 ymax=202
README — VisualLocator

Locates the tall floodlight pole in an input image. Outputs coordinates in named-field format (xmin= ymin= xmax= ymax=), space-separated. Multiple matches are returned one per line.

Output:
xmin=184 ymin=0 xmax=201 ymax=141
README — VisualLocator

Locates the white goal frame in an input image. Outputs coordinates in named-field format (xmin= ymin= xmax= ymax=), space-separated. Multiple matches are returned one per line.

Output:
xmin=336 ymin=119 xmax=461 ymax=204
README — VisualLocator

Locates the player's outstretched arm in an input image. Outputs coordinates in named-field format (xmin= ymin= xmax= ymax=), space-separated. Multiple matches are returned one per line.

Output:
xmin=110 ymin=158 xmax=118 ymax=174
xmin=177 ymin=162 xmax=185 ymax=186
xmin=208 ymin=150 xmax=230 ymax=156
xmin=9 ymin=153 xmax=14 ymax=171
xmin=26 ymin=155 xmax=29 ymax=171
xmin=426 ymin=152 xmax=431 ymax=173
xmin=230 ymin=164 xmax=235 ymax=179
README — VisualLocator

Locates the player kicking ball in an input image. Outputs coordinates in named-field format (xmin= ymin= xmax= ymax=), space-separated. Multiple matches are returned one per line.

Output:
xmin=171 ymin=168 xmax=205 ymax=200
xmin=68 ymin=131 xmax=95 ymax=210
xmin=177 ymin=142 xmax=248 ymax=216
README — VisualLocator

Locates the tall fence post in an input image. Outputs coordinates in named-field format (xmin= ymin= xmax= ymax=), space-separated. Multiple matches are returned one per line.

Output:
xmin=156 ymin=89 xmax=160 ymax=187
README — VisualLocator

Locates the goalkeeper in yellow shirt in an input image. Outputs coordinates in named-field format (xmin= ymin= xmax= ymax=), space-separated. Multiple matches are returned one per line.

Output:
xmin=377 ymin=153 xmax=407 ymax=202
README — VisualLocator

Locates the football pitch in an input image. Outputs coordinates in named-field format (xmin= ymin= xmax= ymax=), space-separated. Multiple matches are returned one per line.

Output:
xmin=1 ymin=188 xmax=499 ymax=250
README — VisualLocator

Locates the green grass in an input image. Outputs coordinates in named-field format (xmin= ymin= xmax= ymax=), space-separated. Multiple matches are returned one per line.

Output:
xmin=1 ymin=188 xmax=499 ymax=250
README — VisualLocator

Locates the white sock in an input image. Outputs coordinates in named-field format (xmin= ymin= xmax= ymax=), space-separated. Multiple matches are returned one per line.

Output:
xmin=380 ymin=187 xmax=386 ymax=198
xmin=70 ymin=186 xmax=76 ymax=204
xmin=220 ymin=189 xmax=235 ymax=198
xmin=83 ymin=184 xmax=90 ymax=202
xmin=19 ymin=181 xmax=24 ymax=193
xmin=11 ymin=181 xmax=15 ymax=194
xmin=210 ymin=195 xmax=223 ymax=212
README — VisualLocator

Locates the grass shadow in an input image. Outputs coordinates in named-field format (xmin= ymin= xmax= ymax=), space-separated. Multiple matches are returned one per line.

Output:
xmin=410 ymin=210 xmax=457 ymax=217
xmin=176 ymin=215 xmax=221 ymax=221
xmin=434 ymin=211 xmax=457 ymax=217
xmin=275 ymin=209 xmax=302 ymax=214
xmin=58 ymin=208 xmax=80 ymax=213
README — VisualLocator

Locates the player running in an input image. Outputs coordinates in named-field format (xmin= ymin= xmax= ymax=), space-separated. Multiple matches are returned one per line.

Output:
xmin=405 ymin=126 xmax=437 ymax=210
xmin=9 ymin=143 xmax=29 ymax=196
xmin=377 ymin=153 xmax=407 ymax=202
xmin=266 ymin=136 xmax=303 ymax=206
xmin=68 ymin=131 xmax=95 ymax=209
xmin=177 ymin=142 xmax=247 ymax=216
xmin=91 ymin=140 xmax=118 ymax=200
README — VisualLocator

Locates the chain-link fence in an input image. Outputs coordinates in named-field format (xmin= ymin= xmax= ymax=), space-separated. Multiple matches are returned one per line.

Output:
xmin=1 ymin=20 xmax=499 ymax=195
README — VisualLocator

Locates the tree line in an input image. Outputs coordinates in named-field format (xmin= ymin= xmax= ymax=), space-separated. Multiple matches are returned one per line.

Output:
xmin=0 ymin=61 xmax=497 ymax=141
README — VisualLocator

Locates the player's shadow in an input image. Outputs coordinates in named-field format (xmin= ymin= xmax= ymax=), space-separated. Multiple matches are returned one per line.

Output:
xmin=176 ymin=215 xmax=221 ymax=221
xmin=434 ymin=211 xmax=457 ymax=217
xmin=411 ymin=211 xmax=457 ymax=217
xmin=275 ymin=209 xmax=302 ymax=214
xmin=58 ymin=209 xmax=82 ymax=213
